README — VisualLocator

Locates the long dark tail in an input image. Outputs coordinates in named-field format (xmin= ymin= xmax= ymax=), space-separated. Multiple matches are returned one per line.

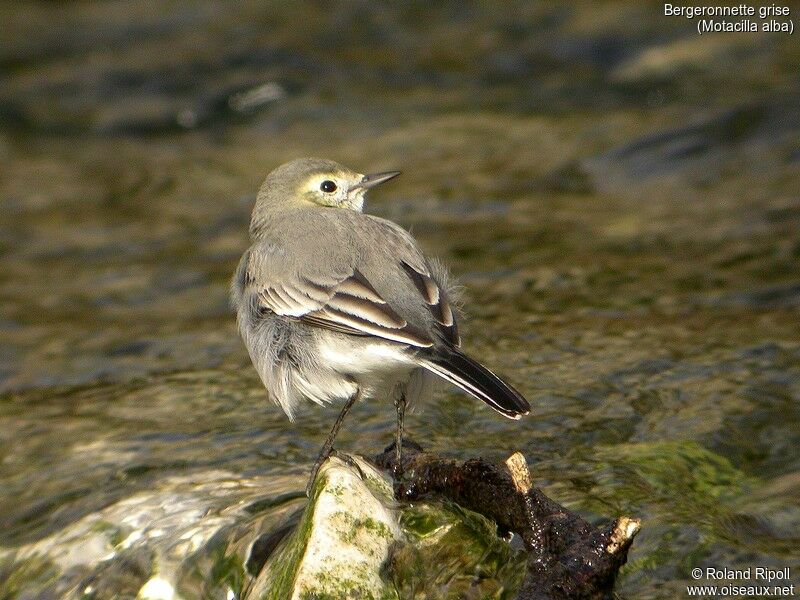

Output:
xmin=420 ymin=347 xmax=530 ymax=419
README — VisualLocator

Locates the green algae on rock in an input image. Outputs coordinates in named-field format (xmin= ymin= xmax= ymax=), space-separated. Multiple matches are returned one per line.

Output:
xmin=390 ymin=502 xmax=527 ymax=598
xmin=248 ymin=456 xmax=401 ymax=600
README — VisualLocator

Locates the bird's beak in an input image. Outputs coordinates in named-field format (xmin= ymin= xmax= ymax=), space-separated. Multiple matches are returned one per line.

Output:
xmin=350 ymin=170 xmax=401 ymax=190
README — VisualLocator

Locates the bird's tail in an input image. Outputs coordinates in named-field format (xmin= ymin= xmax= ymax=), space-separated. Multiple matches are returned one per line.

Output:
xmin=419 ymin=347 xmax=530 ymax=419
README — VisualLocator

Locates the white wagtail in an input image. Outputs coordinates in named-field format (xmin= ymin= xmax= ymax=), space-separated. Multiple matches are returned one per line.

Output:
xmin=231 ymin=158 xmax=530 ymax=494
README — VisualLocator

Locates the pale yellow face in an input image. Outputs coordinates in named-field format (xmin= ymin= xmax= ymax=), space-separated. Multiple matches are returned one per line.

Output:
xmin=298 ymin=169 xmax=368 ymax=211
xmin=254 ymin=159 xmax=400 ymax=226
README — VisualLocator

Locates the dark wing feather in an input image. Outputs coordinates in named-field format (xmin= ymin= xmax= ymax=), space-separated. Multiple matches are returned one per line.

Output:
xmin=400 ymin=260 xmax=460 ymax=345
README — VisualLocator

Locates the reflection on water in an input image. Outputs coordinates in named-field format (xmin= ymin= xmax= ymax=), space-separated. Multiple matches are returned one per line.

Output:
xmin=1 ymin=2 xmax=799 ymax=598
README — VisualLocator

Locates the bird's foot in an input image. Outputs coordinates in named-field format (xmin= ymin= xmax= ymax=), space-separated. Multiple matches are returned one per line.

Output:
xmin=330 ymin=449 xmax=366 ymax=481
xmin=305 ymin=448 xmax=365 ymax=497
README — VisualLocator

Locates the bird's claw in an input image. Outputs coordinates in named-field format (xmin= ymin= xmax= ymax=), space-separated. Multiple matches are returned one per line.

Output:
xmin=330 ymin=449 xmax=366 ymax=481
xmin=305 ymin=448 xmax=366 ymax=497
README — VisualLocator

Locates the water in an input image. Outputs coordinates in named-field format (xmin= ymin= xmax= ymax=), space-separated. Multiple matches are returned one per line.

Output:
xmin=1 ymin=2 xmax=799 ymax=598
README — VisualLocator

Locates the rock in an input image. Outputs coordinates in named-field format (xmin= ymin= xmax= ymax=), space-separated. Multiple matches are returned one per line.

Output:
xmin=248 ymin=455 xmax=401 ymax=600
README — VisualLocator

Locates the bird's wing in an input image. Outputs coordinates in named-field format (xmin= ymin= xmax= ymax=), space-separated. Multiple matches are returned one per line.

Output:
xmin=368 ymin=217 xmax=460 ymax=346
xmin=243 ymin=243 xmax=434 ymax=348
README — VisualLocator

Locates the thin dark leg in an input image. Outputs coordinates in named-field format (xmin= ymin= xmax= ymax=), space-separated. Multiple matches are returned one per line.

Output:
xmin=393 ymin=392 xmax=406 ymax=480
xmin=306 ymin=388 xmax=360 ymax=497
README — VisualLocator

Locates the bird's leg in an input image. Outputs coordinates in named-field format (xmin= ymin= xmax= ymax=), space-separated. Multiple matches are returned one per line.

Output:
xmin=306 ymin=388 xmax=361 ymax=497
xmin=393 ymin=392 xmax=407 ymax=480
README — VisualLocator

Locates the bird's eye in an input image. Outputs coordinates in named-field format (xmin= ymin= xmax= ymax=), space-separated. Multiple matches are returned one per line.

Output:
xmin=320 ymin=180 xmax=337 ymax=193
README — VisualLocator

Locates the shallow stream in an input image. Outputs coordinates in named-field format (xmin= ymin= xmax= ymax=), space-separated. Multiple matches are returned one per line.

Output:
xmin=1 ymin=3 xmax=799 ymax=598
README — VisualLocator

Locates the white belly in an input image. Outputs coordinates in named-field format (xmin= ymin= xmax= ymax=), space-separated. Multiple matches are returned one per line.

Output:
xmin=317 ymin=337 xmax=418 ymax=380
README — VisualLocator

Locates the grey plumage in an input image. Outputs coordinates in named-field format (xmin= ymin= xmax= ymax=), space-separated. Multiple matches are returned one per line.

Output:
xmin=231 ymin=157 xmax=530 ymax=425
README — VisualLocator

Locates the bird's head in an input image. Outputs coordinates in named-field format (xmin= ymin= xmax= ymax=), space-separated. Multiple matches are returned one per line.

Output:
xmin=250 ymin=158 xmax=400 ymax=236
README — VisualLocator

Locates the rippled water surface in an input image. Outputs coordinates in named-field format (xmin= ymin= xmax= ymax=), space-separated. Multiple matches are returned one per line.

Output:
xmin=1 ymin=2 xmax=799 ymax=598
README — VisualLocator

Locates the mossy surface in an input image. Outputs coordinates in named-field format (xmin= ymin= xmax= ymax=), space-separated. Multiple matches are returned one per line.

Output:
xmin=390 ymin=501 xmax=526 ymax=600
xmin=254 ymin=477 xmax=324 ymax=600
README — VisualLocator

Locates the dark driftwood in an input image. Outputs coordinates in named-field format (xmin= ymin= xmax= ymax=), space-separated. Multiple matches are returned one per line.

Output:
xmin=374 ymin=442 xmax=640 ymax=600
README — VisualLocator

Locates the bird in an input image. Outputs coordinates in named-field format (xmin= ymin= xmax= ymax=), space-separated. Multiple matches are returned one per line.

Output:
xmin=231 ymin=158 xmax=530 ymax=495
